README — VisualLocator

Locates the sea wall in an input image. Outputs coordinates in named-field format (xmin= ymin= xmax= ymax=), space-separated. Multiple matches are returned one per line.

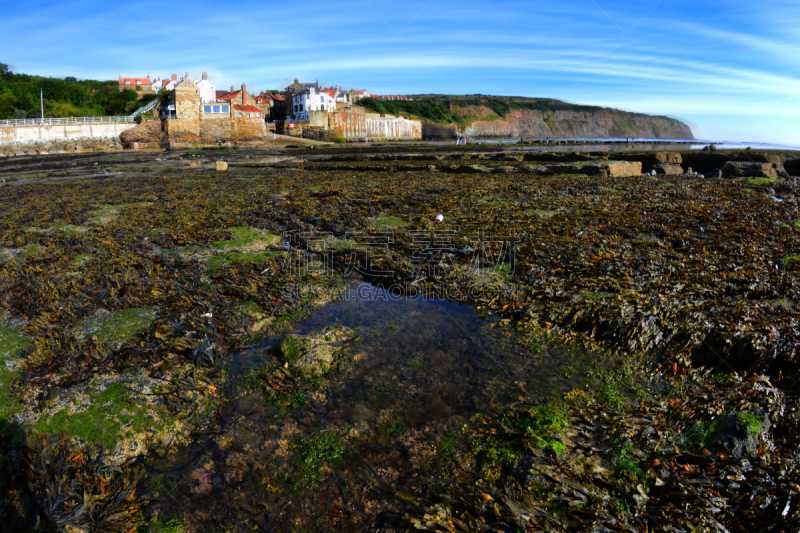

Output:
xmin=0 ymin=122 xmax=137 ymax=145
xmin=463 ymin=108 xmax=693 ymax=139
xmin=364 ymin=113 xmax=421 ymax=140
xmin=318 ymin=108 xmax=422 ymax=140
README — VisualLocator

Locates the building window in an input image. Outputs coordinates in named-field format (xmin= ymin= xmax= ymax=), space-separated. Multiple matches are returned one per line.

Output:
xmin=235 ymin=112 xmax=242 ymax=117
xmin=256 ymin=113 xmax=261 ymax=117
xmin=203 ymin=106 xmax=211 ymax=113
xmin=246 ymin=112 xmax=252 ymax=118
xmin=191 ymin=101 xmax=195 ymax=105
xmin=222 ymin=106 xmax=229 ymax=112
xmin=213 ymin=105 xmax=220 ymax=113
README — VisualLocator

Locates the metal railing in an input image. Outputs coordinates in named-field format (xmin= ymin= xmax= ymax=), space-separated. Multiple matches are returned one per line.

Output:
xmin=128 ymin=98 xmax=160 ymax=120
xmin=0 ymin=116 xmax=135 ymax=126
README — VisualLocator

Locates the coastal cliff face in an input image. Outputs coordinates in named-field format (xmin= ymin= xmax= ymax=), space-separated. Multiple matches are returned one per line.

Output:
xmin=461 ymin=107 xmax=693 ymax=139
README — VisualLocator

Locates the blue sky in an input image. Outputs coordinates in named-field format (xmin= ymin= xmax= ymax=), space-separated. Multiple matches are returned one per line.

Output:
xmin=4 ymin=0 xmax=799 ymax=144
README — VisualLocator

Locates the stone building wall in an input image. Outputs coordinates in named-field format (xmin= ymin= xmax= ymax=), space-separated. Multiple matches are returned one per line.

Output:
xmin=172 ymin=80 xmax=202 ymax=120
xmin=199 ymin=114 xmax=230 ymax=141
xmin=307 ymin=110 xmax=328 ymax=128
xmin=163 ymin=118 xmax=201 ymax=142
xmin=231 ymin=117 xmax=267 ymax=140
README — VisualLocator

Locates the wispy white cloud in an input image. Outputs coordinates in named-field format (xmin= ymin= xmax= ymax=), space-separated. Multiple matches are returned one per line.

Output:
xmin=3 ymin=0 xmax=799 ymax=144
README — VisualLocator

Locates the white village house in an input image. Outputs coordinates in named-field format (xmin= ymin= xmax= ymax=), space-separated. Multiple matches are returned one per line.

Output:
xmin=291 ymin=86 xmax=337 ymax=122
xmin=153 ymin=74 xmax=177 ymax=93
xmin=193 ymin=72 xmax=217 ymax=103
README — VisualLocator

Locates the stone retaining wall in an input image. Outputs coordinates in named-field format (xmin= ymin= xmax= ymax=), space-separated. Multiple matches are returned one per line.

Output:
xmin=302 ymin=126 xmax=336 ymax=141
xmin=119 ymin=116 xmax=266 ymax=143
xmin=421 ymin=120 xmax=457 ymax=140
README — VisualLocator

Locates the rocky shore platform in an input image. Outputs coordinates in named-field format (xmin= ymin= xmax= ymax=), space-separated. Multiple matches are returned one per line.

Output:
xmin=1 ymin=142 xmax=799 ymax=532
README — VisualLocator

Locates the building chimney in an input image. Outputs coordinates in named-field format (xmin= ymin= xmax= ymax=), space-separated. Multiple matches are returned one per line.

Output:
xmin=242 ymin=84 xmax=247 ymax=104
xmin=172 ymin=74 xmax=177 ymax=81
xmin=231 ymin=85 xmax=234 ymax=92
xmin=202 ymin=72 xmax=207 ymax=81
xmin=185 ymin=72 xmax=189 ymax=80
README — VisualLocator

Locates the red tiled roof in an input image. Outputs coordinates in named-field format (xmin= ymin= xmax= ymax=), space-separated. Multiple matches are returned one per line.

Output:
xmin=216 ymin=91 xmax=240 ymax=101
xmin=321 ymin=89 xmax=335 ymax=98
xmin=119 ymin=77 xmax=151 ymax=85
xmin=233 ymin=105 xmax=263 ymax=113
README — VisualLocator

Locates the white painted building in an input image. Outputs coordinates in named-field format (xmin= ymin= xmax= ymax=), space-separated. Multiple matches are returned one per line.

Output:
xmin=152 ymin=74 xmax=180 ymax=93
xmin=290 ymin=87 xmax=336 ymax=122
xmin=193 ymin=72 xmax=217 ymax=103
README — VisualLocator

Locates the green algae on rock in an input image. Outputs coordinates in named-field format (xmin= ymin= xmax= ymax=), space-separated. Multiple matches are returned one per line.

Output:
xmin=279 ymin=325 xmax=354 ymax=375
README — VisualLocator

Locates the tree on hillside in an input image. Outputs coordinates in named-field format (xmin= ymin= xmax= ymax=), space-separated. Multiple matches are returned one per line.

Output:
xmin=0 ymin=92 xmax=15 ymax=118
xmin=0 ymin=62 xmax=144 ymax=119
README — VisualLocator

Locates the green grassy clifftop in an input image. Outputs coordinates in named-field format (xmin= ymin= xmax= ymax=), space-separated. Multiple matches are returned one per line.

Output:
xmin=359 ymin=95 xmax=693 ymax=140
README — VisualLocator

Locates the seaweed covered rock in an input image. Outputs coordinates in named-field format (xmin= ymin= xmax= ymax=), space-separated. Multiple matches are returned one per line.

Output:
xmin=679 ymin=411 xmax=771 ymax=458
xmin=279 ymin=326 xmax=353 ymax=375
xmin=0 ymin=434 xmax=149 ymax=532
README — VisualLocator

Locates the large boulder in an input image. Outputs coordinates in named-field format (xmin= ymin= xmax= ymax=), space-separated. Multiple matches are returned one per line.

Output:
xmin=653 ymin=163 xmax=684 ymax=175
xmin=722 ymin=161 xmax=776 ymax=178
xmin=654 ymin=152 xmax=682 ymax=164
xmin=763 ymin=154 xmax=785 ymax=167
xmin=215 ymin=161 xmax=228 ymax=171
xmin=605 ymin=161 xmax=642 ymax=177
xmin=119 ymin=121 xmax=164 ymax=144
